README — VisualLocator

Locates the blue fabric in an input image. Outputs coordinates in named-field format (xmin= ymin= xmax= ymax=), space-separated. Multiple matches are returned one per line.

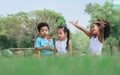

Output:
xmin=35 ymin=37 xmax=54 ymax=56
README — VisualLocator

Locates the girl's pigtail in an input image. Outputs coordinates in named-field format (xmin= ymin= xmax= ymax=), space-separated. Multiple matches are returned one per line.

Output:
xmin=66 ymin=28 xmax=70 ymax=49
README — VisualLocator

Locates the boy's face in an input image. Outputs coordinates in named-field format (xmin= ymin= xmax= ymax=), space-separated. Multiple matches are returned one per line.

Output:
xmin=39 ymin=26 xmax=49 ymax=38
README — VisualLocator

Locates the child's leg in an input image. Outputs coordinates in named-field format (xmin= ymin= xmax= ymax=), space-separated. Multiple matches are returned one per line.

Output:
xmin=34 ymin=49 xmax=40 ymax=57
xmin=36 ymin=50 xmax=40 ymax=55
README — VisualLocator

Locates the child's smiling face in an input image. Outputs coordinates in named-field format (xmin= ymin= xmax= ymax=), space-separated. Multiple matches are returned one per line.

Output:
xmin=39 ymin=26 xmax=49 ymax=38
xmin=57 ymin=28 xmax=67 ymax=41
xmin=91 ymin=24 xmax=100 ymax=36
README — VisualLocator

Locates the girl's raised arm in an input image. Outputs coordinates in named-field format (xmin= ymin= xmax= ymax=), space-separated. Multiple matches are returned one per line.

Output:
xmin=97 ymin=19 xmax=105 ymax=31
xmin=69 ymin=20 xmax=91 ymax=37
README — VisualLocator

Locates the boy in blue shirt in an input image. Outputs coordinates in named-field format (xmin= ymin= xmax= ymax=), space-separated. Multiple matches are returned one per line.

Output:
xmin=35 ymin=22 xmax=55 ymax=56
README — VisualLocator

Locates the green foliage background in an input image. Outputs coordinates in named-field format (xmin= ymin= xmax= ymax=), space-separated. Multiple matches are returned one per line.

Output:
xmin=0 ymin=9 xmax=66 ymax=49
xmin=0 ymin=1 xmax=120 ymax=55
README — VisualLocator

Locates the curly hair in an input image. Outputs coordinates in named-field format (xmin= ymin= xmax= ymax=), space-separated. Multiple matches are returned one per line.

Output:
xmin=97 ymin=19 xmax=111 ymax=40
xmin=104 ymin=20 xmax=111 ymax=40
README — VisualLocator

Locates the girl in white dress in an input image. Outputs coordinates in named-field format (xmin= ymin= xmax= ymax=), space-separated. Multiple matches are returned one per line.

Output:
xmin=70 ymin=19 xmax=111 ymax=55
xmin=55 ymin=26 xmax=72 ymax=55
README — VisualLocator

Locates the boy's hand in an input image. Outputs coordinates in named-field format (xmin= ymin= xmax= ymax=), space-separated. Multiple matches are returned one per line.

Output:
xmin=44 ymin=46 xmax=51 ymax=50
xmin=69 ymin=20 xmax=79 ymax=26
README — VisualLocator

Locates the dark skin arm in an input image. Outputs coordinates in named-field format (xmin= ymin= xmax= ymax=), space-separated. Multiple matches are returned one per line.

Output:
xmin=97 ymin=19 xmax=106 ymax=43
xmin=69 ymin=20 xmax=91 ymax=38
xmin=70 ymin=20 xmax=105 ymax=43
xmin=98 ymin=19 xmax=106 ymax=31
xmin=98 ymin=31 xmax=104 ymax=43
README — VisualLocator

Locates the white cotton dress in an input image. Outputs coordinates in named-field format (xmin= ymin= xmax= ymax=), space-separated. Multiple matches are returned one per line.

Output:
xmin=55 ymin=39 xmax=68 ymax=54
xmin=89 ymin=36 xmax=103 ymax=55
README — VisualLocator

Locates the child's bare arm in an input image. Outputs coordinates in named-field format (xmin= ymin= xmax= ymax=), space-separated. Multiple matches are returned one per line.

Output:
xmin=35 ymin=46 xmax=53 ymax=55
xmin=97 ymin=19 xmax=105 ymax=43
xmin=35 ymin=46 xmax=52 ymax=51
xmin=68 ymin=40 xmax=73 ymax=54
xmin=50 ymin=47 xmax=57 ymax=53
xmin=69 ymin=20 xmax=91 ymax=37
xmin=98 ymin=19 xmax=105 ymax=31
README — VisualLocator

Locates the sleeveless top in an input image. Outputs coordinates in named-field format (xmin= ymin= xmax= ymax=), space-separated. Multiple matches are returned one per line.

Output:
xmin=55 ymin=39 xmax=68 ymax=54
xmin=89 ymin=36 xmax=103 ymax=55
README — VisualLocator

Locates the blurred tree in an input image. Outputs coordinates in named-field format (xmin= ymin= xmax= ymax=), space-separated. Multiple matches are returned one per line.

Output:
xmin=26 ymin=9 xmax=66 ymax=47
xmin=0 ymin=9 xmax=66 ymax=49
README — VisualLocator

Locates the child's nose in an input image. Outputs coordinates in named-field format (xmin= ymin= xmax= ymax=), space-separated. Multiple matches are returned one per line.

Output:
xmin=44 ymin=31 xmax=47 ymax=33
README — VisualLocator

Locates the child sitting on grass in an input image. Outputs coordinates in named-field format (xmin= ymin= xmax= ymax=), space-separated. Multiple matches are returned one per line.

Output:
xmin=35 ymin=22 xmax=55 ymax=56
xmin=55 ymin=26 xmax=72 ymax=55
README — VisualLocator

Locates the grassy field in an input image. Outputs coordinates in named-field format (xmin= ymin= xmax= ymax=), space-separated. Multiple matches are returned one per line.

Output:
xmin=0 ymin=33 xmax=119 ymax=75
xmin=0 ymin=55 xmax=120 ymax=75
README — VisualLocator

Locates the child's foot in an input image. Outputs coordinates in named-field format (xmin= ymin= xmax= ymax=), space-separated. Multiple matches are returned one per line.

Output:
xmin=33 ymin=54 xmax=40 ymax=58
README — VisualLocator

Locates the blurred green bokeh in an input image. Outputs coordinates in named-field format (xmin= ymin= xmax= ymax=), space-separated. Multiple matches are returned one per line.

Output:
xmin=0 ymin=55 xmax=120 ymax=75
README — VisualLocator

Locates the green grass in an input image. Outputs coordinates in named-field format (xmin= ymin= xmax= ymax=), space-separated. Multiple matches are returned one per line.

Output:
xmin=0 ymin=33 xmax=119 ymax=75
xmin=0 ymin=55 xmax=120 ymax=75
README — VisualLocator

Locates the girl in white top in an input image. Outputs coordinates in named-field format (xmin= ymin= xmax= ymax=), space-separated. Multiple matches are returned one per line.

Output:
xmin=70 ymin=19 xmax=111 ymax=55
xmin=55 ymin=26 xmax=72 ymax=55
